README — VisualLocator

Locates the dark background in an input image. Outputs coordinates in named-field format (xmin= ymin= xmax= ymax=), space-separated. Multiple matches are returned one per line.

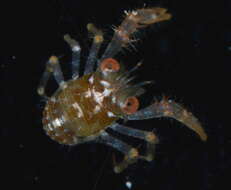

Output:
xmin=1 ymin=0 xmax=228 ymax=189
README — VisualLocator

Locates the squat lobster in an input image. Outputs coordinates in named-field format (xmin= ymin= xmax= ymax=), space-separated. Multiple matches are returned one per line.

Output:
xmin=37 ymin=7 xmax=207 ymax=173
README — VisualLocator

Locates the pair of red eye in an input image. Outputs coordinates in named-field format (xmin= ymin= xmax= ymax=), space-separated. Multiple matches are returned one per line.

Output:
xmin=100 ymin=58 xmax=120 ymax=73
xmin=100 ymin=58 xmax=139 ymax=114
xmin=121 ymin=96 xmax=139 ymax=115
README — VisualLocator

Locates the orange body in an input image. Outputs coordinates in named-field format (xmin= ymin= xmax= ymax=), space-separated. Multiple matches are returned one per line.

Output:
xmin=43 ymin=73 xmax=120 ymax=145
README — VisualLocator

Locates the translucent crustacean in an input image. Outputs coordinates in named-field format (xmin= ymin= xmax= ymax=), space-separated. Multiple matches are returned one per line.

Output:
xmin=37 ymin=7 xmax=207 ymax=173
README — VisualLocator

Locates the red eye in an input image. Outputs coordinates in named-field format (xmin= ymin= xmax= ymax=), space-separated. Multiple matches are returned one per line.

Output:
xmin=121 ymin=96 xmax=139 ymax=115
xmin=100 ymin=58 xmax=120 ymax=72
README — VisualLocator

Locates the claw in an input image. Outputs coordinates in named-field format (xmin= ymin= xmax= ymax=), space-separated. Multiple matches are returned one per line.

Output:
xmin=156 ymin=99 xmax=207 ymax=141
xmin=134 ymin=7 xmax=172 ymax=26
xmin=127 ymin=98 xmax=207 ymax=141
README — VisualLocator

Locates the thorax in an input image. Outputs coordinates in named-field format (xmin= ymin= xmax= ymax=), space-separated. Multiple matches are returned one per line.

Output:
xmin=43 ymin=73 xmax=119 ymax=138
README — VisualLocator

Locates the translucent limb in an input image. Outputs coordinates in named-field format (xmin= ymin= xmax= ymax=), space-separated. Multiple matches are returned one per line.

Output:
xmin=109 ymin=123 xmax=158 ymax=161
xmin=37 ymin=56 xmax=65 ymax=98
xmin=100 ymin=7 xmax=171 ymax=60
xmin=127 ymin=98 xmax=207 ymax=141
xmin=64 ymin=34 xmax=81 ymax=79
xmin=109 ymin=123 xmax=157 ymax=142
xmin=98 ymin=131 xmax=139 ymax=173
xmin=84 ymin=24 xmax=103 ymax=74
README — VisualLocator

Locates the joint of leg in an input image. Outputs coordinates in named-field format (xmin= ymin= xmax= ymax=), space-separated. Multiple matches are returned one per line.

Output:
xmin=128 ymin=148 xmax=139 ymax=159
xmin=49 ymin=56 xmax=59 ymax=65
xmin=115 ymin=27 xmax=130 ymax=44
xmin=37 ymin=87 xmax=44 ymax=95
xmin=72 ymin=45 xmax=81 ymax=52
xmin=87 ymin=23 xmax=97 ymax=33
xmin=87 ymin=23 xmax=102 ymax=33
xmin=94 ymin=35 xmax=104 ymax=43
xmin=145 ymin=132 xmax=158 ymax=143
xmin=64 ymin=34 xmax=80 ymax=51
xmin=158 ymin=98 xmax=174 ymax=116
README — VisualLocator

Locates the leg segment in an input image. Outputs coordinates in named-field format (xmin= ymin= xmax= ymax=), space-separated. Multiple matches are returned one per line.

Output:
xmin=109 ymin=123 xmax=158 ymax=143
xmin=127 ymin=98 xmax=207 ymax=141
xmin=97 ymin=131 xmax=139 ymax=173
xmin=100 ymin=8 xmax=171 ymax=60
xmin=37 ymin=56 xmax=65 ymax=98
xmin=109 ymin=123 xmax=158 ymax=161
xmin=64 ymin=34 xmax=81 ymax=79
xmin=84 ymin=24 xmax=103 ymax=74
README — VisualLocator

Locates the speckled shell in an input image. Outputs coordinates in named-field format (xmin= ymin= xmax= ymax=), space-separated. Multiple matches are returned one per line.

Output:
xmin=42 ymin=74 xmax=119 ymax=145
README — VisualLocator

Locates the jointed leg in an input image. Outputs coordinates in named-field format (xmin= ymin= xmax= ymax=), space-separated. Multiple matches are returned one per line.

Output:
xmin=37 ymin=56 xmax=65 ymax=98
xmin=97 ymin=131 xmax=139 ymax=173
xmin=109 ymin=123 xmax=158 ymax=161
xmin=84 ymin=24 xmax=103 ymax=74
xmin=127 ymin=98 xmax=207 ymax=141
xmin=98 ymin=127 xmax=158 ymax=173
xmin=64 ymin=34 xmax=81 ymax=79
